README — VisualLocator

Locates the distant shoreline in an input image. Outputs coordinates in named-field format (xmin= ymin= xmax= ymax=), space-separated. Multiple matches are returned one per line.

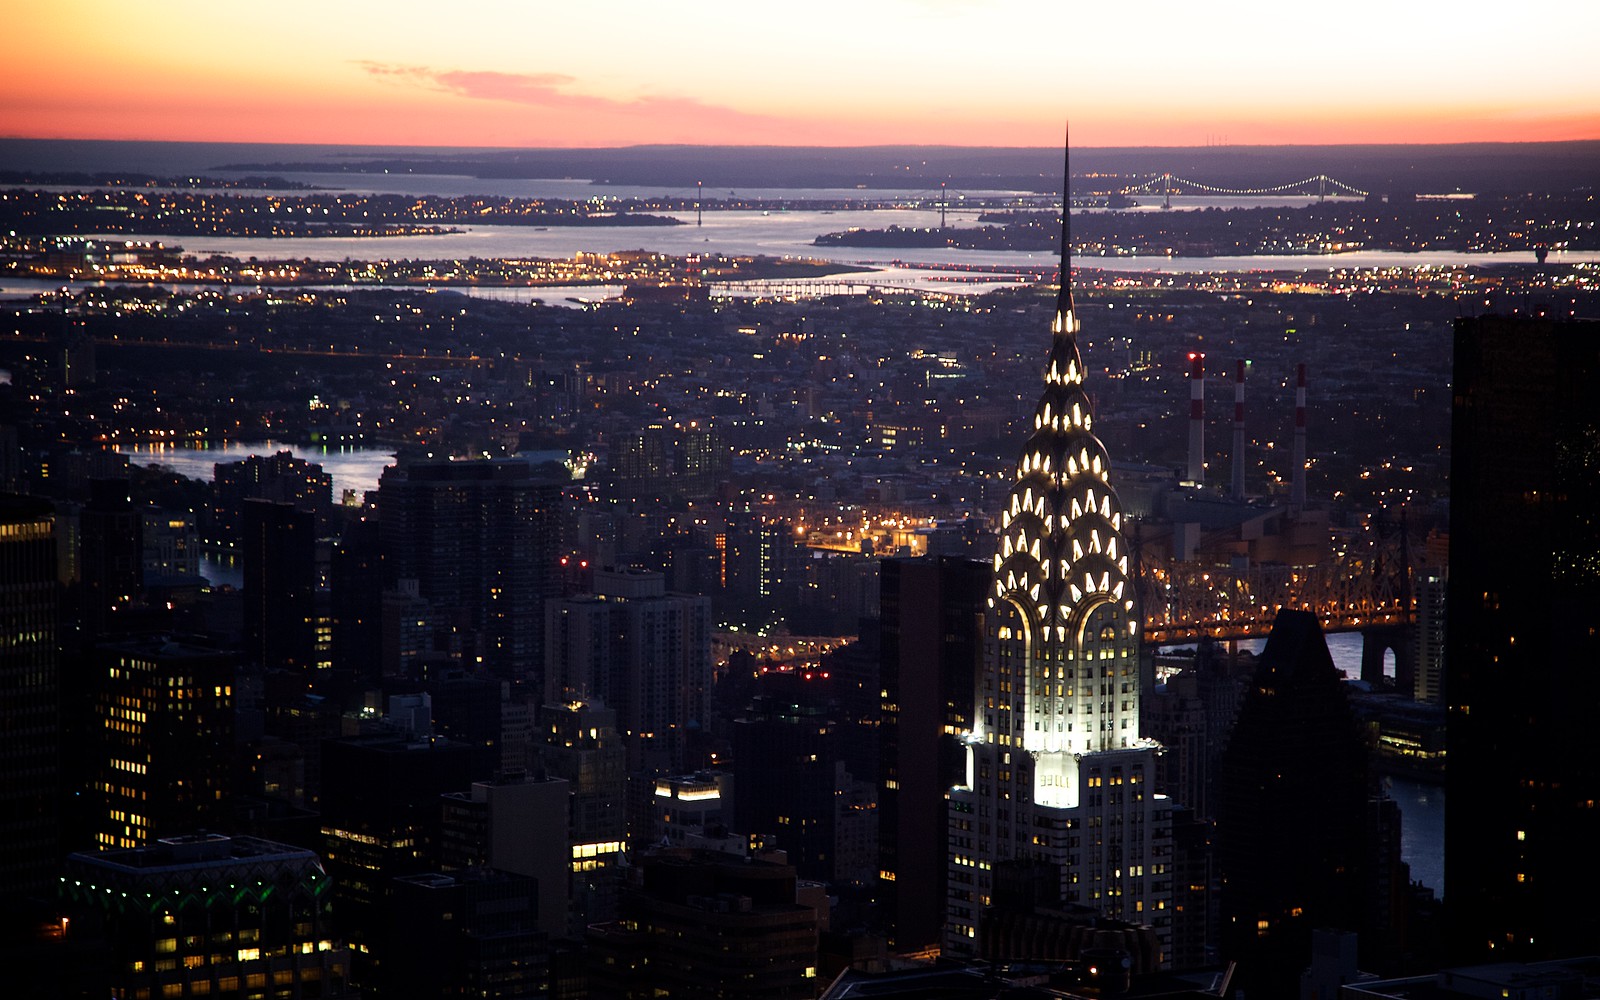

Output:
xmin=5 ymin=137 xmax=1597 ymax=195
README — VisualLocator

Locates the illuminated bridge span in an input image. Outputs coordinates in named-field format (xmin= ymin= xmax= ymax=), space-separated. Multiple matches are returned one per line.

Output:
xmin=1135 ymin=522 xmax=1413 ymax=646
xmin=1127 ymin=172 xmax=1371 ymax=202
xmin=710 ymin=274 xmax=1033 ymax=300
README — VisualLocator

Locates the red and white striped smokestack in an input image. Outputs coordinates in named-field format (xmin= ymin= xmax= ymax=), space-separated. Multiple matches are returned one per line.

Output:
xmin=1231 ymin=360 xmax=1246 ymax=500
xmin=1187 ymin=352 xmax=1205 ymax=485
xmin=1291 ymin=363 xmax=1308 ymax=509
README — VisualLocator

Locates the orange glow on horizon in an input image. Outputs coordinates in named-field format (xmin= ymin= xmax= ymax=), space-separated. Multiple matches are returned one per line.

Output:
xmin=6 ymin=1 xmax=1600 ymax=150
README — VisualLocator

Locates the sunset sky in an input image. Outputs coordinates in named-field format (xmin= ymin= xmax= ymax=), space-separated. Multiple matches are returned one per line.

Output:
xmin=8 ymin=0 xmax=1600 ymax=148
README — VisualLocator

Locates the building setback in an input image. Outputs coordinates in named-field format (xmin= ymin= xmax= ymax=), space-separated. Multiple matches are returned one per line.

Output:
xmin=945 ymin=246 xmax=1173 ymax=960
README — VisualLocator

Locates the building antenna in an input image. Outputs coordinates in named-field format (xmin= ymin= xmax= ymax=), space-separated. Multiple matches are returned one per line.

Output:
xmin=1058 ymin=123 xmax=1073 ymax=318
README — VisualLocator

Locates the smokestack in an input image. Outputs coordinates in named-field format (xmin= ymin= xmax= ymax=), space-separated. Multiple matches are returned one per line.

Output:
xmin=1231 ymin=360 xmax=1246 ymax=500
xmin=1187 ymin=352 xmax=1205 ymax=485
xmin=1291 ymin=363 xmax=1308 ymax=510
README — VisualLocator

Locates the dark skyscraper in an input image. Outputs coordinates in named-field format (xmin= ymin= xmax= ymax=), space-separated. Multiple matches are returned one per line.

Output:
xmin=242 ymin=498 xmax=318 ymax=673
xmin=0 ymin=495 xmax=59 ymax=899
xmin=1445 ymin=315 xmax=1600 ymax=962
xmin=378 ymin=458 xmax=565 ymax=684
xmin=209 ymin=450 xmax=332 ymax=551
xmin=877 ymin=555 xmax=986 ymax=949
xmin=1216 ymin=609 xmax=1369 ymax=995
xmin=79 ymin=477 xmax=141 ymax=636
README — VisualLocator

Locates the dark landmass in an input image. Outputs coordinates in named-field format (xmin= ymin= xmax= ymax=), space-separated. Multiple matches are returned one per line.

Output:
xmin=0 ymin=171 xmax=314 ymax=190
xmin=210 ymin=140 xmax=1600 ymax=194
xmin=0 ymin=188 xmax=682 ymax=239
xmin=2 ymin=244 xmax=860 ymax=288
xmin=816 ymin=193 xmax=1600 ymax=256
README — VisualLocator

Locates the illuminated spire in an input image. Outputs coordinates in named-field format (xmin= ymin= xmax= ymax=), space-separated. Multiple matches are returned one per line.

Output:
xmin=988 ymin=126 xmax=1140 ymax=756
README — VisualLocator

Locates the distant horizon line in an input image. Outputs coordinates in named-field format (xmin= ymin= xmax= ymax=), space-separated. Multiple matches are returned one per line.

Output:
xmin=5 ymin=136 xmax=1600 ymax=153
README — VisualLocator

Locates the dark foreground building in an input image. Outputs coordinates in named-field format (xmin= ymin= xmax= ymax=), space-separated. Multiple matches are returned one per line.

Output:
xmin=586 ymin=849 xmax=821 ymax=999
xmin=1445 ymin=315 xmax=1600 ymax=962
xmin=1216 ymin=609 xmax=1369 ymax=995
xmin=60 ymin=834 xmax=354 ymax=1000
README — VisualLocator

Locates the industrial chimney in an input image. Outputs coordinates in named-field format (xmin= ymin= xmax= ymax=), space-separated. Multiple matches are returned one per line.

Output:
xmin=1187 ymin=352 xmax=1205 ymax=485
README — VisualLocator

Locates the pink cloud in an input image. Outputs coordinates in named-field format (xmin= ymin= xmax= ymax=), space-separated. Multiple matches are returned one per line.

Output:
xmin=355 ymin=61 xmax=775 ymax=128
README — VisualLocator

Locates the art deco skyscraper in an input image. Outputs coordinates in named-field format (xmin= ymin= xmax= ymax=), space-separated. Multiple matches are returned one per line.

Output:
xmin=945 ymin=187 xmax=1171 ymax=958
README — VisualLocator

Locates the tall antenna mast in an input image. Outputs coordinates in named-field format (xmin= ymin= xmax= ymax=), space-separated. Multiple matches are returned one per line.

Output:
xmin=1057 ymin=123 xmax=1074 ymax=319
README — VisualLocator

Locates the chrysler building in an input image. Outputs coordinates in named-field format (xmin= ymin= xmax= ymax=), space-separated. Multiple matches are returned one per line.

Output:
xmin=944 ymin=187 xmax=1172 ymax=959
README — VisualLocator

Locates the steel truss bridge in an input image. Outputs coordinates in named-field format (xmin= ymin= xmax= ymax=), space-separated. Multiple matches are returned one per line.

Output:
xmin=1133 ymin=519 xmax=1415 ymax=647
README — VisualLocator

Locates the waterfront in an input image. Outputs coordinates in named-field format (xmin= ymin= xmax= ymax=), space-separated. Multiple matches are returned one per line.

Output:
xmin=65 ymin=212 xmax=1593 ymax=272
xmin=119 ymin=440 xmax=394 ymax=500
xmin=1168 ymin=631 xmax=1445 ymax=898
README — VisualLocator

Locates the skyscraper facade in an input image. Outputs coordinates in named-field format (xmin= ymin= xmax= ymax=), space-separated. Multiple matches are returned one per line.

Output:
xmin=0 ymin=495 xmax=59 ymax=898
xmin=544 ymin=569 xmax=711 ymax=773
xmin=1445 ymin=315 xmax=1600 ymax=962
xmin=878 ymin=555 xmax=986 ymax=949
xmin=242 ymin=498 xmax=318 ymax=673
xmin=90 ymin=637 xmax=235 ymax=849
xmin=945 ymin=271 xmax=1172 ymax=958
xmin=378 ymin=458 xmax=566 ymax=683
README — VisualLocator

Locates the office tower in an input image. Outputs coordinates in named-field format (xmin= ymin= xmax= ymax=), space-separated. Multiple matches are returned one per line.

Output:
xmin=140 ymin=508 xmax=200 ymax=583
xmin=209 ymin=451 xmax=332 ymax=551
xmin=60 ymin=834 xmax=354 ymax=1000
xmin=723 ymin=512 xmax=801 ymax=607
xmin=242 ymin=498 xmax=319 ymax=674
xmin=606 ymin=430 xmax=668 ymax=502
xmin=330 ymin=516 xmax=385 ymax=681
xmin=440 ymin=772 xmax=571 ymax=940
xmin=586 ymin=849 xmax=821 ymax=1000
xmin=674 ymin=425 xmax=731 ymax=500
xmin=0 ymin=495 xmax=59 ymax=899
xmin=1216 ymin=609 xmax=1369 ymax=995
xmin=1411 ymin=568 xmax=1446 ymax=705
xmin=538 ymin=701 xmax=628 ymax=934
xmin=319 ymin=734 xmax=479 ymax=990
xmin=731 ymin=671 xmax=850 ymax=883
xmin=544 ymin=569 xmax=711 ymax=772
xmin=79 ymin=477 xmax=142 ymax=635
xmin=388 ymin=869 xmax=548 ymax=1000
xmin=378 ymin=458 xmax=565 ymax=683
xmin=1445 ymin=315 xmax=1600 ymax=962
xmin=608 ymin=426 xmax=731 ymax=504
xmin=877 ymin=555 xmax=987 ymax=949
xmin=945 ymin=237 xmax=1173 ymax=959
xmin=639 ymin=771 xmax=743 ymax=853
xmin=90 ymin=636 xmax=235 ymax=849
xmin=1141 ymin=640 xmax=1242 ymax=822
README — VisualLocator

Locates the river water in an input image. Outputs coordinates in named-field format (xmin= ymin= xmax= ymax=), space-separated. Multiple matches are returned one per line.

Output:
xmin=1174 ymin=631 xmax=1444 ymax=897
xmin=42 ymin=211 xmax=1592 ymax=274
xmin=119 ymin=440 xmax=395 ymax=501
xmin=3 ymin=207 xmax=1582 ymax=308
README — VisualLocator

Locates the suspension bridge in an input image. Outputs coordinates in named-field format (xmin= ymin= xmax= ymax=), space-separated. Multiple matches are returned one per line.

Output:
xmin=634 ymin=170 xmax=1375 ymax=221
xmin=1125 ymin=172 xmax=1371 ymax=207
